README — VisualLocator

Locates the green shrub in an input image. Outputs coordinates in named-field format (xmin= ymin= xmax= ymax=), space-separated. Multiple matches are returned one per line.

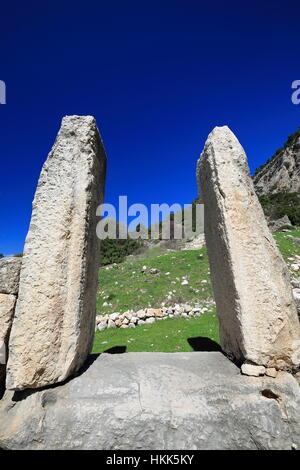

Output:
xmin=100 ymin=237 xmax=143 ymax=266
xmin=259 ymin=192 xmax=300 ymax=226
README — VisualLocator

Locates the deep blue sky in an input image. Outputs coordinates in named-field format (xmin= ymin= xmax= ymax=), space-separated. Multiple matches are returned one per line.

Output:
xmin=1 ymin=1 xmax=299 ymax=255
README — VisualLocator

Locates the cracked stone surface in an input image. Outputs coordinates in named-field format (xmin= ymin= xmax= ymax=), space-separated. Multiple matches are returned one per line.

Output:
xmin=6 ymin=116 xmax=107 ymax=391
xmin=197 ymin=126 xmax=300 ymax=370
xmin=0 ymin=352 xmax=299 ymax=450
xmin=0 ymin=257 xmax=22 ymax=295
xmin=0 ymin=294 xmax=16 ymax=344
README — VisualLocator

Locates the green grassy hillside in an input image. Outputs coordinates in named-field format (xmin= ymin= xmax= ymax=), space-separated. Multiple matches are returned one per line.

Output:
xmin=96 ymin=246 xmax=213 ymax=315
xmin=93 ymin=228 xmax=300 ymax=354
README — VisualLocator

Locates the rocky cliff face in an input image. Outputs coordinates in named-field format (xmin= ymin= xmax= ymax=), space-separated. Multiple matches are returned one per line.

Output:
xmin=253 ymin=129 xmax=300 ymax=195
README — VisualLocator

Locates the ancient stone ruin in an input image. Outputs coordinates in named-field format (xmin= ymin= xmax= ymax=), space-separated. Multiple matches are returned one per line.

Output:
xmin=0 ymin=257 xmax=22 ymax=386
xmin=0 ymin=120 xmax=299 ymax=450
xmin=6 ymin=115 xmax=107 ymax=390
xmin=197 ymin=126 xmax=300 ymax=373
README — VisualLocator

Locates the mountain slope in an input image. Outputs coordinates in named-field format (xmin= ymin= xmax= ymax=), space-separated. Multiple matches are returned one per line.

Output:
xmin=253 ymin=128 xmax=300 ymax=195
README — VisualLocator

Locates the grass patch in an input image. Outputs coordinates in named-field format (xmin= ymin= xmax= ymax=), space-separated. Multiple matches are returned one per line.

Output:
xmin=272 ymin=227 xmax=300 ymax=260
xmin=94 ymin=227 xmax=300 ymax=353
xmin=93 ymin=312 xmax=219 ymax=354
xmin=97 ymin=246 xmax=212 ymax=316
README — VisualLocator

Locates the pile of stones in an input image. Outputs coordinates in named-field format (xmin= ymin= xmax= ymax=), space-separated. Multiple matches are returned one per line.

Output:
xmin=96 ymin=302 xmax=214 ymax=331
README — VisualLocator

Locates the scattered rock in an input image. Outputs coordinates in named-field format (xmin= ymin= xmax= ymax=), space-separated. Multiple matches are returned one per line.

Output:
xmin=124 ymin=312 xmax=132 ymax=321
xmin=97 ymin=323 xmax=107 ymax=332
xmin=265 ymin=368 xmax=278 ymax=378
xmin=107 ymin=320 xmax=116 ymax=329
xmin=294 ymin=371 xmax=300 ymax=381
xmin=110 ymin=313 xmax=119 ymax=321
xmin=291 ymin=279 xmax=300 ymax=288
xmin=293 ymin=289 xmax=300 ymax=301
xmin=182 ymin=234 xmax=206 ymax=251
xmin=268 ymin=215 xmax=293 ymax=232
xmin=149 ymin=268 xmax=160 ymax=275
xmin=241 ymin=363 xmax=266 ymax=377
xmin=146 ymin=309 xmax=155 ymax=317
xmin=293 ymin=288 xmax=300 ymax=316
xmin=137 ymin=310 xmax=146 ymax=319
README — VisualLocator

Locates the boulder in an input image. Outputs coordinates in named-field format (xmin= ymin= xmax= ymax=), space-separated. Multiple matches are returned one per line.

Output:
xmin=268 ymin=215 xmax=293 ymax=232
xmin=241 ymin=363 xmax=266 ymax=377
xmin=293 ymin=289 xmax=300 ymax=317
xmin=0 ymin=257 xmax=22 ymax=295
xmin=6 ymin=116 xmax=107 ymax=391
xmin=145 ymin=309 xmax=155 ymax=317
xmin=265 ymin=368 xmax=278 ymax=378
xmin=0 ymin=340 xmax=6 ymax=365
xmin=0 ymin=294 xmax=16 ymax=344
xmin=97 ymin=323 xmax=107 ymax=332
xmin=0 ymin=292 xmax=17 ymax=389
xmin=197 ymin=126 xmax=300 ymax=370
xmin=291 ymin=264 xmax=300 ymax=272
xmin=109 ymin=313 xmax=119 ymax=321
xmin=0 ymin=352 xmax=299 ymax=450
xmin=136 ymin=310 xmax=146 ymax=319
xmin=148 ymin=308 xmax=163 ymax=318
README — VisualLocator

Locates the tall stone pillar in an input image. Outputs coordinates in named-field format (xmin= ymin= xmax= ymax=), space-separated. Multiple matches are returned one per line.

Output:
xmin=6 ymin=116 xmax=107 ymax=390
xmin=197 ymin=126 xmax=300 ymax=370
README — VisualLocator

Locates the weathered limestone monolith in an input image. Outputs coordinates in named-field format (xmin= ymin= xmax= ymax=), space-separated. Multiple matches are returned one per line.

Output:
xmin=0 ymin=294 xmax=17 ymax=349
xmin=197 ymin=126 xmax=300 ymax=370
xmin=6 ymin=115 xmax=106 ymax=390
xmin=0 ymin=257 xmax=22 ymax=295
xmin=0 ymin=257 xmax=21 ymax=387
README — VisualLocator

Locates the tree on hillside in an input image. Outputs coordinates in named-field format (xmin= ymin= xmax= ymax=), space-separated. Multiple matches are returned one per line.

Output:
xmin=259 ymin=192 xmax=300 ymax=226
xmin=100 ymin=221 xmax=143 ymax=266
